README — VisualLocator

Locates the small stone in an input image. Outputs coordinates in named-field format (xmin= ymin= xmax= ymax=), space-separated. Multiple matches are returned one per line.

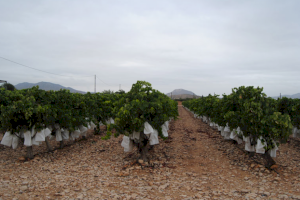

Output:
xmin=270 ymin=165 xmax=278 ymax=169
xmin=138 ymin=159 xmax=144 ymax=164
xmin=274 ymin=177 xmax=281 ymax=181
xmin=20 ymin=186 xmax=28 ymax=191
xmin=18 ymin=157 xmax=26 ymax=161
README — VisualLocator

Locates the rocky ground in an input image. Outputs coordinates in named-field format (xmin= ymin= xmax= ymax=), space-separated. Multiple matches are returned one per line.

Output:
xmin=1 ymin=102 xmax=300 ymax=200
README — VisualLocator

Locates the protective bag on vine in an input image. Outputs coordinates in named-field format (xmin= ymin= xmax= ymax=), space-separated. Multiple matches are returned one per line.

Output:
xmin=24 ymin=130 xmax=32 ymax=146
xmin=230 ymin=130 xmax=243 ymax=144
xmin=224 ymin=125 xmax=230 ymax=132
xmin=244 ymin=137 xmax=255 ymax=152
xmin=62 ymin=129 xmax=69 ymax=140
xmin=56 ymin=129 xmax=62 ymax=141
xmin=256 ymin=137 xmax=266 ymax=154
xmin=32 ymin=137 xmax=40 ymax=146
xmin=220 ymin=127 xmax=225 ymax=136
xmin=132 ymin=131 xmax=140 ymax=140
xmin=162 ymin=121 xmax=169 ymax=137
xmin=35 ymin=130 xmax=45 ymax=142
xmin=70 ymin=130 xmax=81 ymax=140
xmin=12 ymin=134 xmax=19 ymax=149
xmin=121 ymin=136 xmax=133 ymax=152
xmin=269 ymin=142 xmax=278 ymax=157
xmin=293 ymin=127 xmax=300 ymax=138
xmin=44 ymin=128 xmax=52 ymax=138
xmin=1 ymin=132 xmax=13 ymax=147
xmin=79 ymin=125 xmax=88 ymax=137
xmin=165 ymin=121 xmax=170 ymax=130
xmin=106 ymin=118 xmax=115 ymax=125
xmin=144 ymin=122 xmax=154 ymax=135
xmin=218 ymin=126 xmax=223 ymax=132
xmin=90 ymin=121 xmax=96 ymax=129
xmin=149 ymin=130 xmax=159 ymax=145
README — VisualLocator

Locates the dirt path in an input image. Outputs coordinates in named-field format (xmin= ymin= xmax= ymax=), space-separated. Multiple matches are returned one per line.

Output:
xmin=1 ymin=104 xmax=300 ymax=199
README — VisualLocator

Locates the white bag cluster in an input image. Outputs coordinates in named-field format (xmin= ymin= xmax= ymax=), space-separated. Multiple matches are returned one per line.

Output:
xmin=183 ymin=107 xmax=279 ymax=158
xmin=1 ymin=121 xmax=97 ymax=149
xmin=120 ymin=121 xmax=170 ymax=152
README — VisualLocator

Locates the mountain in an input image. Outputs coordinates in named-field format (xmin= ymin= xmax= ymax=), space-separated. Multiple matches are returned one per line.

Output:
xmin=271 ymin=93 xmax=300 ymax=99
xmin=166 ymin=89 xmax=195 ymax=96
xmin=166 ymin=89 xmax=199 ymax=99
xmin=15 ymin=82 xmax=86 ymax=94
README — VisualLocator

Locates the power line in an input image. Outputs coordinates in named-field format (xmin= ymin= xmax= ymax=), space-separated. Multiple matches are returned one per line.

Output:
xmin=1 ymin=56 xmax=123 ymax=90
xmin=0 ymin=56 xmax=93 ymax=78
xmin=96 ymin=76 xmax=113 ymax=86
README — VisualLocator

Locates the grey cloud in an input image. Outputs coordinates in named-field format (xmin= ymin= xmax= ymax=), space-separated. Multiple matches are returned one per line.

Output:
xmin=1 ymin=0 xmax=300 ymax=96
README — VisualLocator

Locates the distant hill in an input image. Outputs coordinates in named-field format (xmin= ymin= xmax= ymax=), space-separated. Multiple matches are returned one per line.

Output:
xmin=271 ymin=93 xmax=300 ymax=99
xmin=15 ymin=82 xmax=86 ymax=94
xmin=166 ymin=89 xmax=200 ymax=99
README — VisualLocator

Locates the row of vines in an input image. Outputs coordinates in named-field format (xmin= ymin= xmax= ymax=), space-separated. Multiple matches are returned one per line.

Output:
xmin=0 ymin=81 xmax=178 ymax=161
xmin=183 ymin=86 xmax=300 ymax=167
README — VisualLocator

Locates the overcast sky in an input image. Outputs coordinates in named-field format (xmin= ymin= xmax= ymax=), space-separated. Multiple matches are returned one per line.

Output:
xmin=0 ymin=0 xmax=299 ymax=96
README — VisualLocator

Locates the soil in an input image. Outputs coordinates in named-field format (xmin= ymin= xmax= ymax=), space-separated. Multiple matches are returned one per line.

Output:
xmin=1 ymin=102 xmax=300 ymax=200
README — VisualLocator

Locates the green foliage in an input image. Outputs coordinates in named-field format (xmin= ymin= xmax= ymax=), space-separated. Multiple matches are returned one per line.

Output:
xmin=0 ymin=83 xmax=16 ymax=91
xmin=106 ymin=81 xmax=178 ymax=139
xmin=183 ymin=86 xmax=293 ymax=151
xmin=0 ymin=86 xmax=122 ymax=134
xmin=102 ymin=90 xmax=114 ymax=94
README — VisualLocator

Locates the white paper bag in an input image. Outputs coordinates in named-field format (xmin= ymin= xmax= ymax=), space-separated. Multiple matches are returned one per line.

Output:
xmin=72 ymin=130 xmax=81 ymax=139
xmin=79 ymin=125 xmax=88 ymax=136
xmin=218 ymin=126 xmax=223 ymax=132
xmin=12 ymin=134 xmax=19 ymax=149
xmin=224 ymin=126 xmax=231 ymax=132
xmin=121 ymin=136 xmax=133 ymax=152
xmin=32 ymin=138 xmax=40 ymax=146
xmin=149 ymin=130 xmax=159 ymax=145
xmin=162 ymin=122 xmax=168 ymax=137
xmin=1 ymin=132 xmax=13 ymax=147
xmin=256 ymin=137 xmax=266 ymax=154
xmin=35 ymin=130 xmax=45 ymax=142
xmin=132 ymin=131 xmax=140 ymax=140
xmin=90 ymin=121 xmax=96 ymax=129
xmin=269 ymin=142 xmax=278 ymax=158
xmin=144 ymin=122 xmax=154 ymax=135
xmin=293 ymin=127 xmax=300 ymax=138
xmin=56 ymin=129 xmax=62 ymax=141
xmin=62 ymin=129 xmax=69 ymax=140
xmin=31 ymin=126 xmax=36 ymax=137
xmin=44 ymin=128 xmax=52 ymax=137
xmin=224 ymin=131 xmax=231 ymax=140
xmin=106 ymin=118 xmax=114 ymax=125
xmin=24 ymin=130 xmax=32 ymax=146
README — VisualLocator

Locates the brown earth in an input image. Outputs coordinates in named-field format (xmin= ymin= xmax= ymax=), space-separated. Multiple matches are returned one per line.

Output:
xmin=1 ymin=104 xmax=300 ymax=199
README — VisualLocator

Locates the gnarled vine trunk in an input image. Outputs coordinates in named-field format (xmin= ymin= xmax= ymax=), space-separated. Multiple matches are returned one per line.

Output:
xmin=262 ymin=151 xmax=276 ymax=169
xmin=45 ymin=137 xmax=52 ymax=152
xmin=26 ymin=146 xmax=34 ymax=159
xmin=134 ymin=132 xmax=149 ymax=162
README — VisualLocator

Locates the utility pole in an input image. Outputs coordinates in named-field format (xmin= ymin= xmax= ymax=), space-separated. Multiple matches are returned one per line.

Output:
xmin=280 ymin=93 xmax=281 ymax=99
xmin=94 ymin=75 xmax=96 ymax=93
xmin=171 ymin=92 xmax=172 ymax=99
